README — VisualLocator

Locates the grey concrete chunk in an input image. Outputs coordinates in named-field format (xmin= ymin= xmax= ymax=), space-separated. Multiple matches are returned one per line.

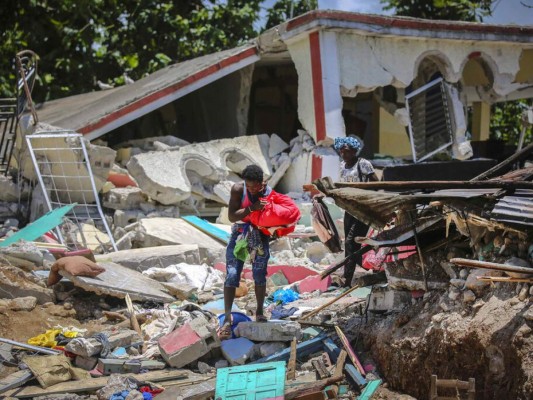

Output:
xmin=235 ymin=321 xmax=302 ymax=342
xmin=0 ymin=266 xmax=55 ymax=304
xmin=126 ymin=135 xmax=272 ymax=205
xmin=103 ymin=187 xmax=147 ymax=210
xmin=137 ymin=218 xmax=225 ymax=252
xmin=94 ymin=244 xmax=201 ymax=272
xmin=59 ymin=261 xmax=175 ymax=303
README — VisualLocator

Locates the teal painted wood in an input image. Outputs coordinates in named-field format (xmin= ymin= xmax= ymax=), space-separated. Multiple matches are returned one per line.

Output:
xmin=0 ymin=204 xmax=76 ymax=247
xmin=182 ymin=215 xmax=230 ymax=244
xmin=215 ymin=361 xmax=286 ymax=399
xmin=358 ymin=379 xmax=382 ymax=400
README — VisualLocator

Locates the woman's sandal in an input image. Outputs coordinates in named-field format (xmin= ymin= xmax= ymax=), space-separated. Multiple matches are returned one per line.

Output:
xmin=256 ymin=314 xmax=268 ymax=323
xmin=217 ymin=322 xmax=232 ymax=340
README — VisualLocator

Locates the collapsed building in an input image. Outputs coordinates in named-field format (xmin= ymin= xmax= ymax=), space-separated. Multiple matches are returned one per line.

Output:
xmin=0 ymin=9 xmax=533 ymax=400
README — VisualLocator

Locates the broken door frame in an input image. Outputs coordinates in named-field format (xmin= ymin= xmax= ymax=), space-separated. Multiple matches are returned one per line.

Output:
xmin=26 ymin=132 xmax=117 ymax=252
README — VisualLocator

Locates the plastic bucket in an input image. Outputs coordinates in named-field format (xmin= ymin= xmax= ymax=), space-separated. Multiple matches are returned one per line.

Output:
xmin=217 ymin=312 xmax=252 ymax=338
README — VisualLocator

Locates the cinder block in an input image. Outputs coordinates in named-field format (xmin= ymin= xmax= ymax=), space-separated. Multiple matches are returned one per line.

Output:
xmin=235 ymin=321 xmax=301 ymax=342
xmin=74 ymin=355 xmax=98 ymax=370
xmin=221 ymin=337 xmax=255 ymax=365
xmin=159 ymin=317 xmax=220 ymax=368
xmin=367 ymin=288 xmax=411 ymax=312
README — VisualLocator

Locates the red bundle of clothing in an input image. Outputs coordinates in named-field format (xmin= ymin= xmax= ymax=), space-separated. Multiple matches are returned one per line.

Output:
xmin=248 ymin=191 xmax=301 ymax=237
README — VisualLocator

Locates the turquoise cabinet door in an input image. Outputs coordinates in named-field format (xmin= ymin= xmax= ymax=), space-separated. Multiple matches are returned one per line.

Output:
xmin=215 ymin=361 xmax=286 ymax=400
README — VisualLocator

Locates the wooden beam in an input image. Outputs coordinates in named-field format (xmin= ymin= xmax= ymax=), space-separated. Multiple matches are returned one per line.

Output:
xmin=450 ymin=258 xmax=533 ymax=275
xmin=286 ymin=338 xmax=297 ymax=381
xmin=299 ymin=286 xmax=363 ymax=321
xmin=335 ymin=326 xmax=365 ymax=377
xmin=335 ymin=180 xmax=533 ymax=191
xmin=471 ymin=141 xmax=533 ymax=181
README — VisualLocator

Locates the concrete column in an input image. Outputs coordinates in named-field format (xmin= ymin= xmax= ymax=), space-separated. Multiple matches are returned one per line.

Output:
xmin=471 ymin=101 xmax=491 ymax=141
xmin=309 ymin=31 xmax=343 ymax=180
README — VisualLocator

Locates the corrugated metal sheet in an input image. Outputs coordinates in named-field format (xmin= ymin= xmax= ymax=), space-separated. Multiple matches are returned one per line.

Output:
xmin=491 ymin=190 xmax=533 ymax=226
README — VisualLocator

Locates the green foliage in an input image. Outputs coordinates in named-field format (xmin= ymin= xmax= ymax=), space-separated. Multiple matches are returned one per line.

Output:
xmin=490 ymin=100 xmax=533 ymax=145
xmin=380 ymin=0 xmax=493 ymax=22
xmin=264 ymin=0 xmax=317 ymax=29
xmin=1 ymin=0 xmax=262 ymax=102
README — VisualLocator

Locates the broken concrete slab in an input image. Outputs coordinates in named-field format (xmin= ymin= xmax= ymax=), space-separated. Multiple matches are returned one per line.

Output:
xmin=59 ymin=261 xmax=175 ymax=303
xmin=0 ymin=175 xmax=31 ymax=202
xmin=159 ymin=317 xmax=220 ymax=368
xmin=94 ymin=245 xmax=201 ymax=272
xmin=126 ymin=135 xmax=272 ymax=205
xmin=103 ymin=187 xmax=146 ymax=210
xmin=235 ymin=321 xmax=302 ymax=342
xmin=268 ymin=134 xmax=290 ymax=157
xmin=0 ymin=266 xmax=55 ymax=304
xmin=267 ymin=157 xmax=291 ymax=189
xmin=137 ymin=217 xmax=225 ymax=252
xmin=0 ymin=296 xmax=37 ymax=311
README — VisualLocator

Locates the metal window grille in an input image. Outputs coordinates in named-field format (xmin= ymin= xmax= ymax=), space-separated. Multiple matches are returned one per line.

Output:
xmin=26 ymin=132 xmax=117 ymax=252
xmin=405 ymin=77 xmax=453 ymax=163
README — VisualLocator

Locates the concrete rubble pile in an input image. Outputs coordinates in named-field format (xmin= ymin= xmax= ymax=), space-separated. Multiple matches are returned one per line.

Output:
xmin=1 ymin=130 xmax=533 ymax=398
xmin=0 ymin=125 xmax=378 ymax=397
xmin=0 ymin=214 xmax=379 ymax=398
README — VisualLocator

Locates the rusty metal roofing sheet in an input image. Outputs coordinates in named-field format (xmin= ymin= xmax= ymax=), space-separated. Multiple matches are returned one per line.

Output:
xmin=490 ymin=190 xmax=533 ymax=226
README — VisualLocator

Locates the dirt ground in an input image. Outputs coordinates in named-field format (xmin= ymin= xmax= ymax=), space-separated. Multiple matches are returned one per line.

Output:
xmin=1 ymin=277 xmax=532 ymax=399
xmin=361 ymin=285 xmax=533 ymax=399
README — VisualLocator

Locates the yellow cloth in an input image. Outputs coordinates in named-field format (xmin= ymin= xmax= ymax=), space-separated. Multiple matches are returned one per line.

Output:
xmin=28 ymin=329 xmax=61 ymax=348
xmin=27 ymin=328 xmax=80 ymax=348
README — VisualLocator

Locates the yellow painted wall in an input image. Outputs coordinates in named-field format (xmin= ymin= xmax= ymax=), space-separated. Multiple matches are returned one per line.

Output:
xmin=378 ymin=107 xmax=412 ymax=157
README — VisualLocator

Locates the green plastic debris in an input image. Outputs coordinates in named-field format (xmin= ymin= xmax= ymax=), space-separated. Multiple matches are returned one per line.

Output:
xmin=0 ymin=204 xmax=76 ymax=248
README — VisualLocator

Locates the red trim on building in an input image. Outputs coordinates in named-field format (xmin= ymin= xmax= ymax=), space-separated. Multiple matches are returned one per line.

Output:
xmin=311 ymin=155 xmax=323 ymax=183
xmin=286 ymin=10 xmax=533 ymax=37
xmin=310 ymin=31 xmax=326 ymax=181
xmin=79 ymin=47 xmax=258 ymax=135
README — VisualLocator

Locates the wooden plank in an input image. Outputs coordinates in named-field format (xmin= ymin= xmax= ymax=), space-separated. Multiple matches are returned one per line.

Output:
xmin=299 ymin=286 xmax=362 ymax=320
xmin=0 ymin=370 xmax=34 ymax=395
xmin=182 ymin=215 xmax=230 ymax=244
xmin=357 ymin=379 xmax=382 ymax=400
xmin=335 ymin=180 xmax=533 ymax=191
xmin=286 ymin=338 xmax=297 ymax=381
xmin=311 ymin=359 xmax=329 ymax=380
xmin=284 ymin=376 xmax=343 ymax=400
xmin=335 ymin=326 xmax=365 ymax=377
xmin=344 ymin=364 xmax=366 ymax=387
xmin=333 ymin=350 xmax=347 ymax=380
xmin=451 ymin=258 xmax=533 ymax=275
xmin=252 ymin=335 xmax=326 ymax=364
xmin=478 ymin=276 xmax=533 ymax=283
xmin=4 ymin=369 xmax=188 ymax=398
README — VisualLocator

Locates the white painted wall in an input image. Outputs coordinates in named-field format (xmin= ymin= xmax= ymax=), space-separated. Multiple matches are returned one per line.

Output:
xmin=286 ymin=37 xmax=316 ymax=139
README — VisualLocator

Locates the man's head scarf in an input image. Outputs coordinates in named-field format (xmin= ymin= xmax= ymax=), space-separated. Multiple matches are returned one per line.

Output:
xmin=333 ymin=136 xmax=363 ymax=152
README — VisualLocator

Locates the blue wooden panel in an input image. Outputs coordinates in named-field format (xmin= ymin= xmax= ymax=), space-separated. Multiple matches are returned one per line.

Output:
xmin=182 ymin=215 xmax=231 ymax=244
xmin=252 ymin=335 xmax=326 ymax=364
xmin=215 ymin=361 xmax=286 ymax=399
xmin=358 ymin=379 xmax=382 ymax=400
